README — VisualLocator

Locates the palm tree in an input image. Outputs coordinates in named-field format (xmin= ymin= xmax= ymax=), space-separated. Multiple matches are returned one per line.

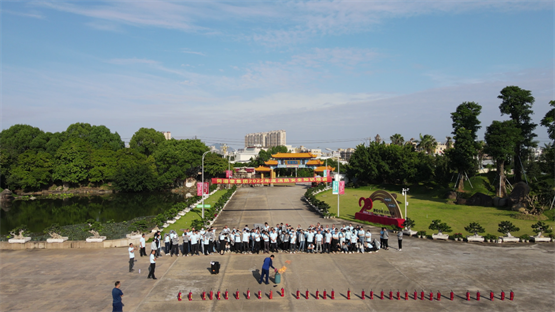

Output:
xmin=415 ymin=134 xmax=438 ymax=154
xmin=390 ymin=133 xmax=404 ymax=146
xmin=445 ymin=136 xmax=453 ymax=149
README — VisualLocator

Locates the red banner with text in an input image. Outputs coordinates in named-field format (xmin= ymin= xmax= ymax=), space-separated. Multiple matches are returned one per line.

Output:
xmin=211 ymin=176 xmax=332 ymax=184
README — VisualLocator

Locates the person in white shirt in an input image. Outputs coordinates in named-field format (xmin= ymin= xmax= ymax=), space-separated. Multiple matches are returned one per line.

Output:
xmin=139 ymin=234 xmax=146 ymax=257
xmin=147 ymin=250 xmax=157 ymax=279
xmin=241 ymin=230 xmax=250 ymax=254
xmin=182 ymin=230 xmax=189 ymax=256
xmin=190 ymin=230 xmax=199 ymax=256
xmin=315 ymin=231 xmax=323 ymax=253
xmin=350 ymin=231 xmax=358 ymax=253
xmin=365 ymin=231 xmax=373 ymax=253
xmin=289 ymin=231 xmax=297 ymax=253
xmin=262 ymin=231 xmax=270 ymax=253
xmin=324 ymin=230 xmax=332 ymax=254
xmin=128 ymin=243 xmax=137 ymax=272
xmin=331 ymin=231 xmax=339 ymax=253
xmin=234 ymin=231 xmax=242 ymax=254
xmin=269 ymin=230 xmax=278 ymax=253
xmin=254 ymin=230 xmax=261 ymax=254
xmin=164 ymin=234 xmax=170 ymax=255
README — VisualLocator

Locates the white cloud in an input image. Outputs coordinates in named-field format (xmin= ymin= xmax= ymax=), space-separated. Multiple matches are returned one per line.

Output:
xmin=3 ymin=9 xmax=45 ymax=19
xmin=36 ymin=0 xmax=551 ymax=46
xmin=182 ymin=49 xmax=205 ymax=56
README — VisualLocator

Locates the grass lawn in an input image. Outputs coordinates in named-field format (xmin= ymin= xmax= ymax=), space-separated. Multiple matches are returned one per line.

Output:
xmin=316 ymin=185 xmax=555 ymax=237
xmin=161 ymin=190 xmax=227 ymax=235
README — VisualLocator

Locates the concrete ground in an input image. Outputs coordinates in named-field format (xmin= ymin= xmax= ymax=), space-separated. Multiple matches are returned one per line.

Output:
xmin=1 ymin=185 xmax=554 ymax=312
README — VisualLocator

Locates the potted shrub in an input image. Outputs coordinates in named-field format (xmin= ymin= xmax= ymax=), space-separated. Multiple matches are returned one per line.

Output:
xmin=531 ymin=221 xmax=553 ymax=242
xmin=464 ymin=222 xmax=485 ymax=242
xmin=497 ymin=221 xmax=520 ymax=243
xmin=520 ymin=234 xmax=530 ymax=243
xmin=429 ymin=219 xmax=451 ymax=240
xmin=402 ymin=218 xmax=417 ymax=236
xmin=45 ymin=223 xmax=68 ymax=243
xmin=8 ymin=225 xmax=31 ymax=244
xmin=85 ymin=219 xmax=106 ymax=242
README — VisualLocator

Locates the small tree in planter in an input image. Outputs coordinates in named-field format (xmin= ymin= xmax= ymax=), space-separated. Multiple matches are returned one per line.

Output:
xmin=8 ymin=225 xmax=31 ymax=243
xmin=531 ymin=221 xmax=552 ymax=238
xmin=44 ymin=223 xmax=68 ymax=242
xmin=84 ymin=219 xmax=104 ymax=239
xmin=429 ymin=219 xmax=452 ymax=239
xmin=403 ymin=218 xmax=415 ymax=231
xmin=498 ymin=221 xmax=520 ymax=237
xmin=464 ymin=222 xmax=485 ymax=242
xmin=129 ymin=220 xmax=149 ymax=235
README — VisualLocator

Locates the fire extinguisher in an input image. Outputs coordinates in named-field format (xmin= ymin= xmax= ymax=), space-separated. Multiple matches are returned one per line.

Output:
xmin=209 ymin=289 xmax=213 ymax=300
xmin=258 ymin=290 xmax=262 ymax=299
xmin=347 ymin=289 xmax=351 ymax=300
xmin=405 ymin=290 xmax=408 ymax=300
xmin=225 ymin=289 xmax=229 ymax=300
xmin=510 ymin=290 xmax=514 ymax=301
xmin=188 ymin=291 xmax=193 ymax=301
xmin=315 ymin=289 xmax=320 ymax=300
xmin=236 ymin=289 xmax=240 ymax=300
xmin=331 ymin=289 xmax=335 ymax=300
xmin=477 ymin=291 xmax=480 ymax=301
xmin=177 ymin=291 xmax=182 ymax=301
xmin=437 ymin=290 xmax=441 ymax=301
xmin=389 ymin=290 xmax=393 ymax=300
xmin=501 ymin=290 xmax=505 ymax=301
xmin=202 ymin=291 xmax=206 ymax=301
xmin=281 ymin=288 xmax=285 ymax=297
xmin=450 ymin=290 xmax=454 ymax=301
xmin=269 ymin=290 xmax=273 ymax=299
xmin=466 ymin=291 xmax=470 ymax=301
xmin=490 ymin=291 xmax=494 ymax=301
xmin=296 ymin=289 xmax=300 ymax=300
xmin=397 ymin=290 xmax=400 ymax=300
xmin=216 ymin=290 xmax=221 ymax=300
xmin=361 ymin=289 xmax=365 ymax=300
xmin=323 ymin=289 xmax=327 ymax=300
xmin=369 ymin=290 xmax=373 ymax=299
xmin=247 ymin=289 xmax=251 ymax=299
xmin=306 ymin=289 xmax=309 ymax=300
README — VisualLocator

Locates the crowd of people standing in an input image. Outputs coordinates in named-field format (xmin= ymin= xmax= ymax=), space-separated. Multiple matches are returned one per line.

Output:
xmin=140 ymin=223 xmax=402 ymax=258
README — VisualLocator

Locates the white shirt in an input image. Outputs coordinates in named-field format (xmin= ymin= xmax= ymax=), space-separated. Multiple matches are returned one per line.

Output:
xmin=315 ymin=233 xmax=323 ymax=242
xmin=164 ymin=235 xmax=170 ymax=243
xmin=190 ymin=234 xmax=198 ymax=244
xmin=306 ymin=232 xmax=315 ymax=243
xmin=129 ymin=247 xmax=135 ymax=259
xmin=365 ymin=232 xmax=372 ymax=242
xmin=140 ymin=237 xmax=145 ymax=248
xmin=150 ymin=253 xmax=156 ymax=264
xmin=325 ymin=233 xmax=332 ymax=243
xmin=270 ymin=232 xmax=278 ymax=242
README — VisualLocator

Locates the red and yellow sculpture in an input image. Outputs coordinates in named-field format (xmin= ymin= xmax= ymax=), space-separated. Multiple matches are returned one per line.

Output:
xmin=355 ymin=190 xmax=405 ymax=228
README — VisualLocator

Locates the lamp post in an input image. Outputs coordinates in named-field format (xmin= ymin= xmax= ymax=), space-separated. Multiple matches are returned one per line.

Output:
xmin=337 ymin=158 xmax=340 ymax=217
xmin=402 ymin=188 xmax=409 ymax=227
xmin=227 ymin=154 xmax=231 ymax=189
xmin=201 ymin=151 xmax=210 ymax=219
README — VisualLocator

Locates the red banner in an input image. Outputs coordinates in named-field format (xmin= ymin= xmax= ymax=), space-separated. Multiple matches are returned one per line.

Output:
xmin=204 ymin=182 xmax=209 ymax=194
xmin=226 ymin=170 xmax=232 ymax=178
xmin=211 ymin=176 xmax=332 ymax=184
xmin=197 ymin=183 xmax=203 ymax=196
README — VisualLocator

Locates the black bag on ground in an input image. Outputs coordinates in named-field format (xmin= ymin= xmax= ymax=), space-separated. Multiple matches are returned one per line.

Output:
xmin=210 ymin=261 xmax=220 ymax=274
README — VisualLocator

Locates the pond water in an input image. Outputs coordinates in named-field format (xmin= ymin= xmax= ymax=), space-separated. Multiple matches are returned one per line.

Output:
xmin=0 ymin=192 xmax=187 ymax=235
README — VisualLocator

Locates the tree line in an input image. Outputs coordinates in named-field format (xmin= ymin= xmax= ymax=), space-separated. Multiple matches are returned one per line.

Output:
xmin=348 ymin=86 xmax=554 ymax=202
xmin=0 ymin=123 xmax=228 ymax=192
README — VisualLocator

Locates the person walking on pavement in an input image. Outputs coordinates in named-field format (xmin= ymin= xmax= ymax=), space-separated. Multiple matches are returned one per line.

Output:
xmin=139 ymin=234 xmax=146 ymax=257
xmin=112 ymin=281 xmax=124 ymax=312
xmin=128 ymin=243 xmax=137 ymax=272
xmin=259 ymin=255 xmax=277 ymax=285
xmin=147 ymin=250 xmax=157 ymax=279
xmin=397 ymin=230 xmax=403 ymax=251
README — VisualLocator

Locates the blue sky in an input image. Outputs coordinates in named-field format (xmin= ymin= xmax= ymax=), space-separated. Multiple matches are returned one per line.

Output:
xmin=2 ymin=0 xmax=553 ymax=149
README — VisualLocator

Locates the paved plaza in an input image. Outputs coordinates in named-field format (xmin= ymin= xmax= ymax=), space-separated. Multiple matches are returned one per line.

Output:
xmin=1 ymin=185 xmax=554 ymax=312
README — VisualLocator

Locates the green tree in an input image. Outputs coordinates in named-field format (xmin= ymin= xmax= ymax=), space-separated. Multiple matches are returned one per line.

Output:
xmin=415 ymin=133 xmax=438 ymax=155
xmin=531 ymin=221 xmax=552 ymax=237
xmin=89 ymin=149 xmax=117 ymax=185
xmin=0 ymin=124 xmax=44 ymax=160
xmin=541 ymin=100 xmax=555 ymax=141
xmin=52 ymin=139 xmax=92 ymax=186
xmin=484 ymin=120 xmax=521 ymax=197
xmin=448 ymin=102 xmax=482 ymax=191
xmin=204 ymin=152 xmax=229 ymax=178
xmin=8 ymin=151 xmax=53 ymax=190
xmin=498 ymin=86 xmax=537 ymax=182
xmin=129 ymin=128 xmax=166 ymax=156
xmin=428 ymin=219 xmax=452 ymax=234
xmin=64 ymin=123 xmax=124 ymax=151
xmin=112 ymin=149 xmax=159 ymax=192
xmin=445 ymin=136 xmax=453 ymax=149
xmin=497 ymin=221 xmax=520 ymax=237
xmin=390 ymin=134 xmax=404 ymax=146
xmin=446 ymin=128 xmax=476 ymax=191
xmin=451 ymin=102 xmax=482 ymax=140
xmin=464 ymin=222 xmax=485 ymax=236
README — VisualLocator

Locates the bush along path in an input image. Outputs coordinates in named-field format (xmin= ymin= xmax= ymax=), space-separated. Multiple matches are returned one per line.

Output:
xmin=161 ymin=186 xmax=237 ymax=235
xmin=303 ymin=184 xmax=334 ymax=218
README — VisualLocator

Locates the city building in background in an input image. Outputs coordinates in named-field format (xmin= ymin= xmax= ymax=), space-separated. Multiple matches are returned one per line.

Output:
xmin=244 ymin=130 xmax=286 ymax=148
xmin=161 ymin=131 xmax=171 ymax=140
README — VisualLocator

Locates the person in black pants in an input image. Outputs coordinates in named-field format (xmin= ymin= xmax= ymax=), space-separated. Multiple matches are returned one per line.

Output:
xmin=147 ymin=250 xmax=157 ymax=280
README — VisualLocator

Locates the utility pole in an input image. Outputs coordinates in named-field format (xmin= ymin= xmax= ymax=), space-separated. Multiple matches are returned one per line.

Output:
xmin=337 ymin=158 xmax=340 ymax=217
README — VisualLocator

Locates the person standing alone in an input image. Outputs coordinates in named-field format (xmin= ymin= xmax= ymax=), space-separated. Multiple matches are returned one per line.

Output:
xmin=128 ymin=243 xmax=137 ymax=272
xmin=112 ymin=281 xmax=124 ymax=312
xmin=397 ymin=230 xmax=403 ymax=251
xmin=259 ymin=255 xmax=277 ymax=285
xmin=147 ymin=250 xmax=157 ymax=279
xmin=139 ymin=234 xmax=146 ymax=257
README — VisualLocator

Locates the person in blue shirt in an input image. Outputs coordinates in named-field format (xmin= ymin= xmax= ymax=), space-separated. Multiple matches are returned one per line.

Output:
xmin=112 ymin=281 xmax=124 ymax=312
xmin=258 ymin=255 xmax=277 ymax=285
